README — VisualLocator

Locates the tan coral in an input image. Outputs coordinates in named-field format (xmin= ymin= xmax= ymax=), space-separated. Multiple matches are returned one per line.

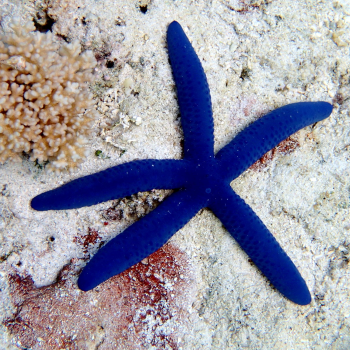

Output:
xmin=0 ymin=17 xmax=98 ymax=172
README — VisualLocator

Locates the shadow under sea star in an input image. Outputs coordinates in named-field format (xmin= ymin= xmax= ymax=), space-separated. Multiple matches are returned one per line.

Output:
xmin=31 ymin=21 xmax=333 ymax=305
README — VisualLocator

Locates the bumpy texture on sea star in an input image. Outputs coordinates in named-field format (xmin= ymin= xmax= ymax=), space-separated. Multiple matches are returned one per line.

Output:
xmin=31 ymin=21 xmax=333 ymax=305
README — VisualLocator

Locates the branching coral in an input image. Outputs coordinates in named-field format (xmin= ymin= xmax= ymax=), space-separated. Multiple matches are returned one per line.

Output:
xmin=0 ymin=17 xmax=98 ymax=171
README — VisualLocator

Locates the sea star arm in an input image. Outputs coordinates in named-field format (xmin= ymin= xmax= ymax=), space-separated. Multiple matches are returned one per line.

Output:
xmin=209 ymin=184 xmax=311 ymax=305
xmin=31 ymin=159 xmax=191 ymax=210
xmin=216 ymin=101 xmax=333 ymax=182
xmin=167 ymin=21 xmax=214 ymax=161
xmin=78 ymin=187 xmax=207 ymax=291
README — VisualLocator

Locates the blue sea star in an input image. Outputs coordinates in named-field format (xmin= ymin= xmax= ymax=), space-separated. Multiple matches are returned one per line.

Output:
xmin=31 ymin=21 xmax=333 ymax=305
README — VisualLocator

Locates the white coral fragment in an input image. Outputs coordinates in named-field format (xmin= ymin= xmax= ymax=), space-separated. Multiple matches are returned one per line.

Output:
xmin=0 ymin=17 xmax=98 ymax=172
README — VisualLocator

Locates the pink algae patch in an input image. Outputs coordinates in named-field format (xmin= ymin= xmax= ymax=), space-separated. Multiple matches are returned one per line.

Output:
xmin=73 ymin=227 xmax=103 ymax=254
xmin=250 ymin=136 xmax=299 ymax=171
xmin=230 ymin=96 xmax=300 ymax=171
xmin=3 ymin=243 xmax=194 ymax=350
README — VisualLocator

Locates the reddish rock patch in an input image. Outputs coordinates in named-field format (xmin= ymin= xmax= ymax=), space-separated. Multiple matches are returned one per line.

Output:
xmin=3 ymin=243 xmax=194 ymax=350
xmin=73 ymin=227 xmax=103 ymax=254
xmin=250 ymin=135 xmax=299 ymax=171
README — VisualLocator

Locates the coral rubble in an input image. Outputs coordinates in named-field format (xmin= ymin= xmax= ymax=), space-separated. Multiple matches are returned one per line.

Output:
xmin=0 ymin=17 xmax=97 ymax=171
